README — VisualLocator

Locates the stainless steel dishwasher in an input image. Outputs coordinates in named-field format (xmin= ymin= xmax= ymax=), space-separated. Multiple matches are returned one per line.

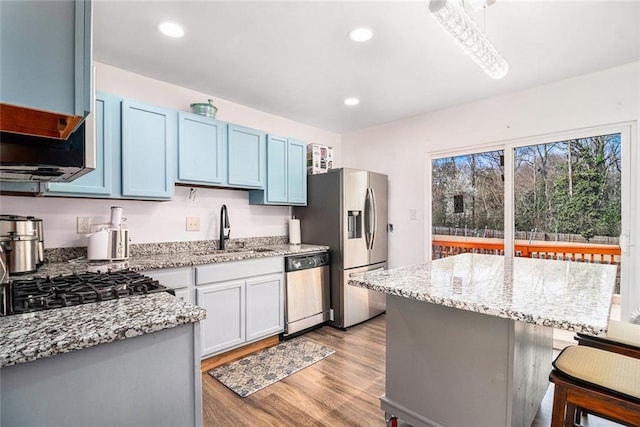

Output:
xmin=284 ymin=251 xmax=330 ymax=337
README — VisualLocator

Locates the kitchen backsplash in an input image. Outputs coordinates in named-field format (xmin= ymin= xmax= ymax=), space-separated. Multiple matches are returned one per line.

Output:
xmin=44 ymin=236 xmax=289 ymax=263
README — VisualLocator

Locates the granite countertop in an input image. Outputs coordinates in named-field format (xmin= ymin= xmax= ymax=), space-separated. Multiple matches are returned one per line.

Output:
xmin=348 ymin=253 xmax=617 ymax=335
xmin=33 ymin=243 xmax=329 ymax=277
xmin=0 ymin=292 xmax=206 ymax=368
xmin=1 ymin=241 xmax=328 ymax=368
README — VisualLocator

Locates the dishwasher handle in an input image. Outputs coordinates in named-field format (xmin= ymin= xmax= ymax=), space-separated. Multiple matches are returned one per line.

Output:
xmin=285 ymin=252 xmax=330 ymax=272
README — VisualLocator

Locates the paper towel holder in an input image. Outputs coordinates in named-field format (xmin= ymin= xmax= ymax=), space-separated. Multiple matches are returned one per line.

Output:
xmin=289 ymin=216 xmax=301 ymax=245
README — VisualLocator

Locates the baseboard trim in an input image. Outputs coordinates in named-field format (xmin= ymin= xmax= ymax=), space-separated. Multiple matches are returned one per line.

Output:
xmin=200 ymin=335 xmax=281 ymax=372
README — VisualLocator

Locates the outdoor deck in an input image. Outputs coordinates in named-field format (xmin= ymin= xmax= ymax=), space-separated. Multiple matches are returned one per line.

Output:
xmin=432 ymin=237 xmax=620 ymax=264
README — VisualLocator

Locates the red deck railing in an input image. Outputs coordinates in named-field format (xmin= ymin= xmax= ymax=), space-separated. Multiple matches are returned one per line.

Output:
xmin=432 ymin=239 xmax=621 ymax=264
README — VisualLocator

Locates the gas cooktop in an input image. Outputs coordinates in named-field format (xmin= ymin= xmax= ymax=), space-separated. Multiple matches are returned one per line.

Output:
xmin=1 ymin=270 xmax=173 ymax=316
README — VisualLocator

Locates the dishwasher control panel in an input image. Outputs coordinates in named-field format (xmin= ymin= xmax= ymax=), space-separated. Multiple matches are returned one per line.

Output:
xmin=285 ymin=252 xmax=330 ymax=272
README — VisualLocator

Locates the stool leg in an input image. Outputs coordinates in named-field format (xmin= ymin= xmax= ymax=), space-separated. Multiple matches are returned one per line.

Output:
xmin=551 ymin=384 xmax=568 ymax=427
xmin=565 ymin=402 xmax=577 ymax=427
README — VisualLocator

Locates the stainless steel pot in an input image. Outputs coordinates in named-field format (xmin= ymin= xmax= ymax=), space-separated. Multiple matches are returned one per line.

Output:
xmin=0 ymin=215 xmax=42 ymax=275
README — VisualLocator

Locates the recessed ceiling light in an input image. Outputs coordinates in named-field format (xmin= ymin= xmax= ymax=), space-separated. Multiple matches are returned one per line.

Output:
xmin=158 ymin=22 xmax=185 ymax=38
xmin=349 ymin=28 xmax=373 ymax=42
xmin=344 ymin=97 xmax=360 ymax=106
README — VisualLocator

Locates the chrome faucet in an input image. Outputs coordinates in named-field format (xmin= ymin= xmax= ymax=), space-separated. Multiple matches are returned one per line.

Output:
xmin=220 ymin=204 xmax=231 ymax=250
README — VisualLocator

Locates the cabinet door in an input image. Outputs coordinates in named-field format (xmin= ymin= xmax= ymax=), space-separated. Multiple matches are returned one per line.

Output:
xmin=174 ymin=288 xmax=191 ymax=304
xmin=287 ymin=139 xmax=307 ymax=205
xmin=0 ymin=0 xmax=91 ymax=118
xmin=246 ymin=273 xmax=284 ymax=341
xmin=177 ymin=112 xmax=225 ymax=185
xmin=121 ymin=100 xmax=174 ymax=199
xmin=197 ymin=280 xmax=246 ymax=357
xmin=143 ymin=267 xmax=193 ymax=304
xmin=48 ymin=92 xmax=113 ymax=196
xmin=227 ymin=124 xmax=265 ymax=188
xmin=266 ymin=135 xmax=288 ymax=203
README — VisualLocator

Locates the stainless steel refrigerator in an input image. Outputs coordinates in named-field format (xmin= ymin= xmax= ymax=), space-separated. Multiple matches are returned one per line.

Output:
xmin=293 ymin=168 xmax=388 ymax=328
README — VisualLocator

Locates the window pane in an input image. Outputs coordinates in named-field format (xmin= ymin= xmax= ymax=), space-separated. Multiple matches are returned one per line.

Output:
xmin=513 ymin=133 xmax=621 ymax=285
xmin=432 ymin=150 xmax=504 ymax=259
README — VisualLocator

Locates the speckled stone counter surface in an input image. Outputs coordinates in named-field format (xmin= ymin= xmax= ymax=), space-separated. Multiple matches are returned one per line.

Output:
xmin=0 ymin=292 xmax=206 ymax=368
xmin=1 ymin=238 xmax=327 ymax=368
xmin=349 ymin=253 xmax=617 ymax=335
xmin=35 ymin=242 xmax=329 ymax=278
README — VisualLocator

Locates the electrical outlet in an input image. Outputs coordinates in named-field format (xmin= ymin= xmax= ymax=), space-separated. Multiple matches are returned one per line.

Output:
xmin=186 ymin=216 xmax=200 ymax=231
xmin=77 ymin=217 xmax=91 ymax=234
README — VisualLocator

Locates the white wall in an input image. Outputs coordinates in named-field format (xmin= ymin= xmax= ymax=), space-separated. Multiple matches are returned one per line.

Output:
xmin=341 ymin=61 xmax=640 ymax=270
xmin=0 ymin=62 xmax=342 ymax=248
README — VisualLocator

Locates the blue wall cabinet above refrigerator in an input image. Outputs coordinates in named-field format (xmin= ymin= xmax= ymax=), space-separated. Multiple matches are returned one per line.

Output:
xmin=177 ymin=112 xmax=226 ymax=185
xmin=121 ymin=100 xmax=175 ymax=200
xmin=227 ymin=124 xmax=266 ymax=189
xmin=48 ymin=92 xmax=114 ymax=196
xmin=249 ymin=136 xmax=307 ymax=206
xmin=0 ymin=0 xmax=92 ymax=139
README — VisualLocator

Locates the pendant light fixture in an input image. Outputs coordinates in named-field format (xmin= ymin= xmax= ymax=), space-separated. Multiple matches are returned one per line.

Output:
xmin=428 ymin=0 xmax=508 ymax=79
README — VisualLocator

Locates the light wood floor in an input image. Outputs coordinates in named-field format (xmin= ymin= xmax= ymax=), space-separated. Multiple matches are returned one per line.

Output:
xmin=202 ymin=314 xmax=618 ymax=426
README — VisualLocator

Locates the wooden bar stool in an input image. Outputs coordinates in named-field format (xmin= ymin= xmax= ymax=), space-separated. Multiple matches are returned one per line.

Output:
xmin=549 ymin=345 xmax=640 ymax=427
xmin=575 ymin=319 xmax=640 ymax=359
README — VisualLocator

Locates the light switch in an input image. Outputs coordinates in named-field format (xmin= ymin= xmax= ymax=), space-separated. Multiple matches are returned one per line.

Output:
xmin=409 ymin=209 xmax=418 ymax=220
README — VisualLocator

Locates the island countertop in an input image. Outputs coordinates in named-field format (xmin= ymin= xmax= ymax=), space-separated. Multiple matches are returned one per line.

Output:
xmin=0 ymin=292 xmax=206 ymax=368
xmin=348 ymin=253 xmax=617 ymax=335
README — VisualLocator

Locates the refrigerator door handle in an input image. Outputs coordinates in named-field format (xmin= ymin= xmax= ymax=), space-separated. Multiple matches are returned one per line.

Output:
xmin=364 ymin=188 xmax=372 ymax=249
xmin=370 ymin=188 xmax=377 ymax=251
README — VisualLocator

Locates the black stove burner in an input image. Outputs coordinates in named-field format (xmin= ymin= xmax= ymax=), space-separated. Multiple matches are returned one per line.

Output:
xmin=4 ymin=271 xmax=173 ymax=315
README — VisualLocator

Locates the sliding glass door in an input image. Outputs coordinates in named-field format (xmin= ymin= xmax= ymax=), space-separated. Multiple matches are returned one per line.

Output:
xmin=427 ymin=123 xmax=635 ymax=320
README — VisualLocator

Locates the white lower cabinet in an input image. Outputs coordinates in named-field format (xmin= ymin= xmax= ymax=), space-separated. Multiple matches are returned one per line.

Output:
xmin=197 ymin=280 xmax=246 ymax=356
xmin=195 ymin=257 xmax=284 ymax=358
xmin=173 ymin=288 xmax=190 ymax=303
xmin=246 ymin=273 xmax=285 ymax=341
xmin=142 ymin=267 xmax=193 ymax=304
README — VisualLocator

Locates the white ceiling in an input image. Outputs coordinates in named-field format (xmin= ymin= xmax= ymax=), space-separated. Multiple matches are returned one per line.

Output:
xmin=94 ymin=1 xmax=640 ymax=134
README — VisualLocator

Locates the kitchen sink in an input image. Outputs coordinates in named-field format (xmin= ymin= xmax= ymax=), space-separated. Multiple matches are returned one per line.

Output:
xmin=195 ymin=248 xmax=275 ymax=257
xmin=190 ymin=248 xmax=276 ymax=257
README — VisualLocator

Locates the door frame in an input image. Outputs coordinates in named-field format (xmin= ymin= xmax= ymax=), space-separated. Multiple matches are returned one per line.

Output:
xmin=425 ymin=121 xmax=636 ymax=320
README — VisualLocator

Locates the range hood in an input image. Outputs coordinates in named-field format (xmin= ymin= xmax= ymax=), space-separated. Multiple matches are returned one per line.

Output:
xmin=0 ymin=114 xmax=96 ymax=182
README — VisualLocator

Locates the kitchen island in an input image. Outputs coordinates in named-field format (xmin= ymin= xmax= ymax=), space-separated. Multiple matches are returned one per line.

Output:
xmin=349 ymin=253 xmax=617 ymax=427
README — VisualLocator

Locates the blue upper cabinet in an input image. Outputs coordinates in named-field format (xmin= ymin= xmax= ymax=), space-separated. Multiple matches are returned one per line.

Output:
xmin=265 ymin=135 xmax=288 ymax=203
xmin=48 ymin=92 xmax=114 ymax=196
xmin=287 ymin=139 xmax=307 ymax=205
xmin=249 ymin=136 xmax=307 ymax=206
xmin=121 ymin=100 xmax=175 ymax=200
xmin=177 ymin=112 xmax=226 ymax=185
xmin=227 ymin=124 xmax=266 ymax=189
xmin=0 ymin=0 xmax=92 ymax=138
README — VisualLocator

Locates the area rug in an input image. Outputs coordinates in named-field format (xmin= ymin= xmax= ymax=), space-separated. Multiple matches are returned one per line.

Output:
xmin=209 ymin=337 xmax=335 ymax=397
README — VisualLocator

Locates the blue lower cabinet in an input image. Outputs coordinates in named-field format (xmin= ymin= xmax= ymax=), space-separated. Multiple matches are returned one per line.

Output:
xmin=121 ymin=100 xmax=175 ymax=200
xmin=249 ymin=135 xmax=307 ymax=206
xmin=177 ymin=112 xmax=226 ymax=185
xmin=227 ymin=124 xmax=265 ymax=189
xmin=48 ymin=92 xmax=114 ymax=196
